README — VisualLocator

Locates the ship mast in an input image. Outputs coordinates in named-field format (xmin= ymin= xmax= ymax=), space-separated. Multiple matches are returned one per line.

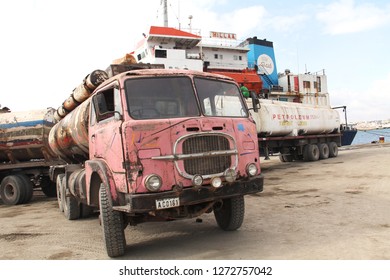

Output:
xmin=162 ymin=0 xmax=168 ymax=27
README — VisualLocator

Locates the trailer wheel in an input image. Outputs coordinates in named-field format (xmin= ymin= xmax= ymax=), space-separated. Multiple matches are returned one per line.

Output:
xmin=214 ymin=195 xmax=245 ymax=231
xmin=329 ymin=142 xmax=338 ymax=158
xmin=0 ymin=175 xmax=26 ymax=205
xmin=63 ymin=183 xmax=80 ymax=220
xmin=56 ymin=174 xmax=65 ymax=212
xmin=16 ymin=174 xmax=34 ymax=204
xmin=99 ymin=183 xmax=126 ymax=257
xmin=279 ymin=154 xmax=293 ymax=162
xmin=303 ymin=144 xmax=320 ymax=161
xmin=318 ymin=143 xmax=330 ymax=160
xmin=41 ymin=177 xmax=57 ymax=198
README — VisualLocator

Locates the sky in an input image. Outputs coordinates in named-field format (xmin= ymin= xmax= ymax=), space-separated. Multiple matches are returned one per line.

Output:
xmin=0 ymin=0 xmax=389 ymax=123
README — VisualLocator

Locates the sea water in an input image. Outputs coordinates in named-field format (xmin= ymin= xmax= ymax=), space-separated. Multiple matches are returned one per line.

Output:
xmin=351 ymin=128 xmax=390 ymax=145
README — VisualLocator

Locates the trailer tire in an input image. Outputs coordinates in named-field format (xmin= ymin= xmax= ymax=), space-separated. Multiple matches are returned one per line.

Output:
xmin=214 ymin=195 xmax=245 ymax=231
xmin=318 ymin=143 xmax=330 ymax=160
xmin=63 ymin=183 xmax=80 ymax=220
xmin=99 ymin=183 xmax=126 ymax=257
xmin=303 ymin=144 xmax=320 ymax=161
xmin=56 ymin=174 xmax=65 ymax=212
xmin=329 ymin=142 xmax=338 ymax=158
xmin=16 ymin=174 xmax=34 ymax=204
xmin=0 ymin=175 xmax=26 ymax=205
xmin=41 ymin=177 xmax=57 ymax=198
xmin=279 ymin=154 xmax=293 ymax=162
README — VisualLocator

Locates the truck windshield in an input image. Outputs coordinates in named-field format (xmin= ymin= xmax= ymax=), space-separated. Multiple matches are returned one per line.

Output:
xmin=125 ymin=76 xmax=200 ymax=120
xmin=194 ymin=77 xmax=248 ymax=117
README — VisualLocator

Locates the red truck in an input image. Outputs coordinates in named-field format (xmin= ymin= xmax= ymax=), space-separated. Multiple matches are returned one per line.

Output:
xmin=49 ymin=67 xmax=264 ymax=257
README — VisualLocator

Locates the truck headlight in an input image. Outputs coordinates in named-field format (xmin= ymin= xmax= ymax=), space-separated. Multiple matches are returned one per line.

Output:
xmin=224 ymin=168 xmax=237 ymax=183
xmin=145 ymin=174 xmax=162 ymax=192
xmin=192 ymin=174 xmax=203 ymax=187
xmin=211 ymin=177 xmax=222 ymax=188
xmin=246 ymin=163 xmax=258 ymax=176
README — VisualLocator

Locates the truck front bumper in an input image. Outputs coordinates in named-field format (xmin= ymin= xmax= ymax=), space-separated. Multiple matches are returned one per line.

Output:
xmin=114 ymin=174 xmax=264 ymax=214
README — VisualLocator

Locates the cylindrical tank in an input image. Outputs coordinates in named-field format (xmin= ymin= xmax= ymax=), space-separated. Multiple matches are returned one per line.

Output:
xmin=249 ymin=99 xmax=340 ymax=137
xmin=54 ymin=69 xmax=108 ymax=121
xmin=0 ymin=108 xmax=57 ymax=162
xmin=48 ymin=98 xmax=91 ymax=163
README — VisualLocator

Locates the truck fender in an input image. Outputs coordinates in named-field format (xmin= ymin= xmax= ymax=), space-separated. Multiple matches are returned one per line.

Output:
xmin=85 ymin=159 xmax=118 ymax=207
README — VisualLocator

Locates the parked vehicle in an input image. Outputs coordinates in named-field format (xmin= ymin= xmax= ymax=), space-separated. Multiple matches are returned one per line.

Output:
xmin=48 ymin=67 xmax=264 ymax=257
xmin=0 ymin=108 xmax=65 ymax=205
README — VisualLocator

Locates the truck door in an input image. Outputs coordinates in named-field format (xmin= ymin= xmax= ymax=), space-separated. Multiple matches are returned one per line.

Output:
xmin=89 ymin=85 xmax=127 ymax=193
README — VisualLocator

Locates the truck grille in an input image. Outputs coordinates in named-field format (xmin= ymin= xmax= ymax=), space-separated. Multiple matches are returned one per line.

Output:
xmin=182 ymin=135 xmax=232 ymax=175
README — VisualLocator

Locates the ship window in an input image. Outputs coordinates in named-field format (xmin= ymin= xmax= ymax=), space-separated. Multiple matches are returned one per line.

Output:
xmin=303 ymin=81 xmax=310 ymax=89
xmin=214 ymin=54 xmax=218 ymax=59
xmin=155 ymin=49 xmax=167 ymax=58
xmin=137 ymin=54 xmax=142 ymax=60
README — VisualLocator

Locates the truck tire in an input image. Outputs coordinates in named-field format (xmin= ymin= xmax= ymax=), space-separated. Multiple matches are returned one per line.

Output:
xmin=279 ymin=154 xmax=293 ymax=162
xmin=0 ymin=175 xmax=26 ymax=205
xmin=303 ymin=144 xmax=320 ymax=161
xmin=40 ymin=177 xmax=57 ymax=198
xmin=329 ymin=142 xmax=338 ymax=158
xmin=80 ymin=203 xmax=94 ymax=218
xmin=56 ymin=174 xmax=65 ymax=212
xmin=318 ymin=143 xmax=330 ymax=160
xmin=63 ymin=182 xmax=80 ymax=220
xmin=16 ymin=174 xmax=34 ymax=204
xmin=214 ymin=195 xmax=245 ymax=231
xmin=99 ymin=183 xmax=126 ymax=257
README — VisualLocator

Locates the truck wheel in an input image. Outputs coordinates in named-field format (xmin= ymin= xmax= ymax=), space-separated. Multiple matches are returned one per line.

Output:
xmin=279 ymin=154 xmax=293 ymax=162
xmin=99 ymin=183 xmax=126 ymax=257
xmin=16 ymin=174 xmax=34 ymax=204
xmin=56 ymin=174 xmax=65 ymax=212
xmin=63 ymin=183 xmax=80 ymax=220
xmin=303 ymin=144 xmax=320 ymax=161
xmin=329 ymin=142 xmax=338 ymax=158
xmin=80 ymin=203 xmax=94 ymax=218
xmin=40 ymin=177 xmax=57 ymax=198
xmin=318 ymin=143 xmax=329 ymax=159
xmin=0 ymin=175 xmax=26 ymax=205
xmin=214 ymin=195 xmax=245 ymax=231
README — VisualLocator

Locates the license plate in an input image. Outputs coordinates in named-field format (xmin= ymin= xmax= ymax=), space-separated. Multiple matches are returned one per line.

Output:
xmin=155 ymin=197 xmax=180 ymax=210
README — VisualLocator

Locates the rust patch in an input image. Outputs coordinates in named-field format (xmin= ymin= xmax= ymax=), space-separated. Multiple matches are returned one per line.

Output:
xmin=132 ymin=124 xmax=157 ymax=131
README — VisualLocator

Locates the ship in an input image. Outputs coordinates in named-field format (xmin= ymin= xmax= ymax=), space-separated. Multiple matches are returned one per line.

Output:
xmin=118 ymin=1 xmax=356 ymax=145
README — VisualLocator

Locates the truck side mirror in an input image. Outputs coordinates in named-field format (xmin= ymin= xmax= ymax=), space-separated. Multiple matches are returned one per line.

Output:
xmin=250 ymin=91 xmax=259 ymax=112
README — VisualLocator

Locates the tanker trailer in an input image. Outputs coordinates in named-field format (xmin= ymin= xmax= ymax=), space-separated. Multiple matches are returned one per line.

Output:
xmin=0 ymin=108 xmax=65 ymax=205
xmin=247 ymin=98 xmax=342 ymax=162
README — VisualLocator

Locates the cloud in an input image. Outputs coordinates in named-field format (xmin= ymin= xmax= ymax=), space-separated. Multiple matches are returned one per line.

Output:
xmin=317 ymin=0 xmax=390 ymax=35
xmin=331 ymin=72 xmax=390 ymax=122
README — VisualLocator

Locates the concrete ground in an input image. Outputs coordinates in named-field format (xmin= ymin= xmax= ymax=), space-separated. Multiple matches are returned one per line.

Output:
xmin=1 ymin=143 xmax=390 ymax=260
